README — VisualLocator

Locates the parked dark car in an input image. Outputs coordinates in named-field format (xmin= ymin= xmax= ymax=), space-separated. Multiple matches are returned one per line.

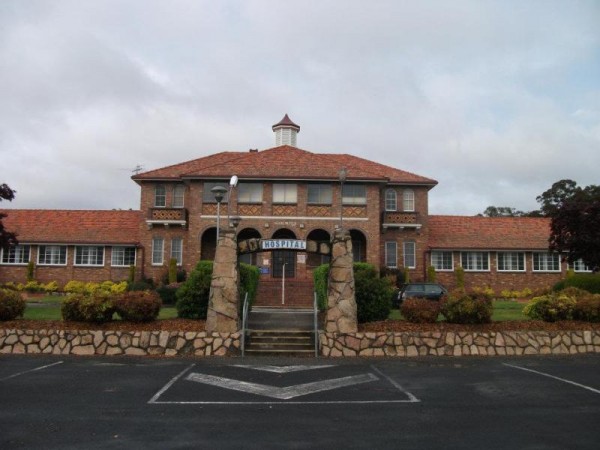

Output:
xmin=395 ymin=282 xmax=448 ymax=307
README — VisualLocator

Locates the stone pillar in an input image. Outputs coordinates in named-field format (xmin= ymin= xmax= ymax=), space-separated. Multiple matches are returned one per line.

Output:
xmin=206 ymin=228 xmax=240 ymax=333
xmin=326 ymin=229 xmax=357 ymax=333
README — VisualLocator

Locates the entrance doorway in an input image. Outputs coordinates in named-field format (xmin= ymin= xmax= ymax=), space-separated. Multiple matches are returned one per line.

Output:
xmin=271 ymin=228 xmax=296 ymax=279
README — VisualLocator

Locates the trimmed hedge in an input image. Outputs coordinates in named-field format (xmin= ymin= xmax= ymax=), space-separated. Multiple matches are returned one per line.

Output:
xmin=400 ymin=298 xmax=440 ymax=323
xmin=440 ymin=290 xmax=492 ymax=324
xmin=176 ymin=261 xmax=213 ymax=320
xmin=523 ymin=293 xmax=576 ymax=322
xmin=114 ymin=291 xmax=162 ymax=322
xmin=313 ymin=264 xmax=329 ymax=310
xmin=0 ymin=289 xmax=26 ymax=321
xmin=240 ymin=263 xmax=260 ymax=307
xmin=554 ymin=273 xmax=600 ymax=294
xmin=61 ymin=292 xmax=115 ymax=323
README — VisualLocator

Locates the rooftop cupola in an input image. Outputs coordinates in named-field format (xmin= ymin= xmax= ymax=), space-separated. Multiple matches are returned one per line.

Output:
xmin=272 ymin=114 xmax=300 ymax=147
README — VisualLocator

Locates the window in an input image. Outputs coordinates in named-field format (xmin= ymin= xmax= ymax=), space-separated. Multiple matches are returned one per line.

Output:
xmin=171 ymin=238 xmax=183 ymax=265
xmin=238 ymin=183 xmax=263 ymax=203
xmin=202 ymin=182 xmax=229 ymax=203
xmin=461 ymin=252 xmax=490 ymax=271
xmin=1 ymin=245 xmax=31 ymax=265
xmin=38 ymin=245 xmax=67 ymax=265
xmin=533 ymin=253 xmax=560 ymax=272
xmin=152 ymin=238 xmax=164 ymax=265
xmin=385 ymin=189 xmax=397 ymax=211
xmin=431 ymin=251 xmax=453 ymax=271
xmin=403 ymin=189 xmax=415 ymax=212
xmin=569 ymin=259 xmax=592 ymax=272
xmin=342 ymin=184 xmax=366 ymax=205
xmin=497 ymin=252 xmax=525 ymax=272
xmin=154 ymin=185 xmax=166 ymax=207
xmin=273 ymin=183 xmax=297 ymax=204
xmin=75 ymin=246 xmax=104 ymax=266
xmin=307 ymin=184 xmax=332 ymax=204
xmin=111 ymin=246 xmax=136 ymax=267
xmin=173 ymin=185 xmax=185 ymax=208
xmin=403 ymin=241 xmax=416 ymax=269
xmin=385 ymin=241 xmax=397 ymax=268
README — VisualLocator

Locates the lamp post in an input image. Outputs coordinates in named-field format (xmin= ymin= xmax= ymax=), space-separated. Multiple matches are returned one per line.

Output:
xmin=211 ymin=185 xmax=228 ymax=243
xmin=339 ymin=167 xmax=347 ymax=229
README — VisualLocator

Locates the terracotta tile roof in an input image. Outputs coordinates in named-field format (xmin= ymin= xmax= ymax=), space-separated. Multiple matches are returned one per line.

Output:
xmin=133 ymin=145 xmax=437 ymax=185
xmin=428 ymin=215 xmax=552 ymax=250
xmin=0 ymin=209 xmax=142 ymax=245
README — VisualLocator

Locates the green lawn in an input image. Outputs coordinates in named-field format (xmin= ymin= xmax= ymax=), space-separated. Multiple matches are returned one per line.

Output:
xmin=389 ymin=300 xmax=528 ymax=322
xmin=22 ymin=304 xmax=178 ymax=321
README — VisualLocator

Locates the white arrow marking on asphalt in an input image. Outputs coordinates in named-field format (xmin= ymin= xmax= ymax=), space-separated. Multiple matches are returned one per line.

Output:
xmin=185 ymin=372 xmax=378 ymax=400
xmin=232 ymin=364 xmax=335 ymax=373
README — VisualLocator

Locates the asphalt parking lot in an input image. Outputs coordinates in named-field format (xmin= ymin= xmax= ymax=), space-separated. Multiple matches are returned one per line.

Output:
xmin=1 ymin=354 xmax=599 ymax=449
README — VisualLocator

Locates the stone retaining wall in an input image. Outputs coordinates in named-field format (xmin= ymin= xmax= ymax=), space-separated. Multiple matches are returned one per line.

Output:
xmin=0 ymin=329 xmax=241 ymax=356
xmin=319 ymin=330 xmax=600 ymax=357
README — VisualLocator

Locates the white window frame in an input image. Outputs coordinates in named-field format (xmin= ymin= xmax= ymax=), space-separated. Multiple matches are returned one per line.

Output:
xmin=403 ymin=189 xmax=415 ymax=212
xmin=173 ymin=185 xmax=185 ymax=208
xmin=74 ymin=246 xmax=105 ymax=266
xmin=497 ymin=252 xmax=526 ymax=272
xmin=238 ymin=183 xmax=263 ymax=203
xmin=171 ymin=238 xmax=183 ymax=266
xmin=403 ymin=241 xmax=416 ymax=269
xmin=154 ymin=185 xmax=166 ymax=207
xmin=37 ymin=245 xmax=67 ymax=266
xmin=152 ymin=238 xmax=164 ymax=266
xmin=385 ymin=189 xmax=397 ymax=211
xmin=0 ymin=245 xmax=31 ymax=265
xmin=342 ymin=184 xmax=366 ymax=205
xmin=569 ymin=258 xmax=592 ymax=273
xmin=532 ymin=252 xmax=561 ymax=272
xmin=431 ymin=251 xmax=453 ymax=271
xmin=461 ymin=251 xmax=490 ymax=272
xmin=273 ymin=183 xmax=298 ymax=204
xmin=111 ymin=246 xmax=136 ymax=267
xmin=385 ymin=241 xmax=397 ymax=268
xmin=307 ymin=184 xmax=332 ymax=204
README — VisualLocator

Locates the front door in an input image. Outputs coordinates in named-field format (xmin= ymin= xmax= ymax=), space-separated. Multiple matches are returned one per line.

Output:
xmin=272 ymin=250 xmax=295 ymax=278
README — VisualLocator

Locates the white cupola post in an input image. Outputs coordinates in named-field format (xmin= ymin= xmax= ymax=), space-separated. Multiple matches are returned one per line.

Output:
xmin=272 ymin=114 xmax=300 ymax=147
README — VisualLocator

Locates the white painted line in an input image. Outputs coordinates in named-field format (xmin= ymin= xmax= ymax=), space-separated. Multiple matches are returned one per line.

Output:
xmin=232 ymin=364 xmax=335 ymax=373
xmin=370 ymin=365 xmax=420 ymax=403
xmin=150 ymin=399 xmax=419 ymax=405
xmin=147 ymin=363 xmax=195 ymax=404
xmin=185 ymin=372 xmax=378 ymax=400
xmin=0 ymin=361 xmax=64 ymax=382
xmin=503 ymin=363 xmax=600 ymax=395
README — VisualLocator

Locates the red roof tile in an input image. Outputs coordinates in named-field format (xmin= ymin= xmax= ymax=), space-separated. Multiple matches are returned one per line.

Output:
xmin=428 ymin=215 xmax=551 ymax=250
xmin=0 ymin=210 xmax=142 ymax=245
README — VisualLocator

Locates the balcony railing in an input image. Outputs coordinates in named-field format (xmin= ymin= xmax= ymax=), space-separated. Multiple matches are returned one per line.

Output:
xmin=147 ymin=208 xmax=188 ymax=228
xmin=382 ymin=211 xmax=420 ymax=229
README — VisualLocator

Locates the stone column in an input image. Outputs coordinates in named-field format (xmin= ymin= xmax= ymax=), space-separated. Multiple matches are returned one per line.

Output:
xmin=326 ymin=229 xmax=357 ymax=333
xmin=205 ymin=228 xmax=240 ymax=333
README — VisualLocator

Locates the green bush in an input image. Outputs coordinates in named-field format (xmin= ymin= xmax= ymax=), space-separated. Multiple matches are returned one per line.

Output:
xmin=440 ymin=290 xmax=492 ymax=324
xmin=176 ymin=261 xmax=213 ymax=319
xmin=400 ymin=298 xmax=440 ymax=323
xmin=61 ymin=295 xmax=84 ymax=321
xmin=573 ymin=294 xmax=600 ymax=322
xmin=455 ymin=267 xmax=465 ymax=289
xmin=426 ymin=266 xmax=436 ymax=283
xmin=61 ymin=292 xmax=115 ymax=323
xmin=114 ymin=291 xmax=162 ymax=322
xmin=313 ymin=264 xmax=329 ymax=310
xmin=240 ymin=263 xmax=259 ymax=307
xmin=128 ymin=279 xmax=155 ymax=291
xmin=554 ymin=273 xmax=600 ymax=294
xmin=523 ymin=293 xmax=576 ymax=322
xmin=0 ymin=289 xmax=26 ymax=320
xmin=156 ymin=285 xmax=179 ymax=305
xmin=355 ymin=267 xmax=393 ymax=323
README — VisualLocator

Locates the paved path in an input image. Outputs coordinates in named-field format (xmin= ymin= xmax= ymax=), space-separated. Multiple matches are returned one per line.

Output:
xmin=1 ymin=354 xmax=599 ymax=449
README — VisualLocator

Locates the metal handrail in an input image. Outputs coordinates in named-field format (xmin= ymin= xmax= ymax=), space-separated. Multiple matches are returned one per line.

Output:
xmin=241 ymin=292 xmax=249 ymax=357
xmin=313 ymin=291 xmax=319 ymax=357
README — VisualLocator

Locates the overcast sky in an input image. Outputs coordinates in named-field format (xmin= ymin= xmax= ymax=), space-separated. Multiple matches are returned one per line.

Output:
xmin=1 ymin=0 xmax=599 ymax=215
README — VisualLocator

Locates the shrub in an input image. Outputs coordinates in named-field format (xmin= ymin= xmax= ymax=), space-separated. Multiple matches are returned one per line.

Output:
xmin=455 ymin=267 xmax=465 ymax=289
xmin=128 ymin=265 xmax=136 ymax=283
xmin=110 ymin=281 xmax=128 ymax=294
xmin=43 ymin=281 xmax=59 ymax=294
xmin=128 ymin=279 xmax=155 ymax=291
xmin=426 ymin=266 xmax=436 ymax=283
xmin=553 ymin=273 xmax=600 ymax=294
xmin=64 ymin=280 xmax=86 ymax=294
xmin=440 ymin=290 xmax=492 ymax=324
xmin=168 ymin=258 xmax=178 ymax=284
xmin=522 ymin=293 xmax=576 ymax=322
xmin=26 ymin=261 xmax=35 ymax=282
xmin=380 ymin=267 xmax=402 ymax=288
xmin=176 ymin=261 xmax=213 ymax=319
xmin=472 ymin=285 xmax=495 ymax=299
xmin=355 ymin=268 xmax=393 ymax=323
xmin=573 ymin=294 xmax=600 ymax=322
xmin=61 ymin=292 xmax=115 ymax=323
xmin=313 ymin=264 xmax=329 ymax=310
xmin=23 ymin=280 xmax=43 ymax=293
xmin=0 ymin=289 xmax=26 ymax=320
xmin=401 ymin=298 xmax=441 ymax=323
xmin=156 ymin=285 xmax=179 ymax=305
xmin=114 ymin=291 xmax=162 ymax=322
xmin=61 ymin=295 xmax=85 ymax=321
xmin=240 ymin=263 xmax=259 ymax=306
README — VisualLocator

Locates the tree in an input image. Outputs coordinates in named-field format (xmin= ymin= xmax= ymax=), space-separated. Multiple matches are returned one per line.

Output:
xmin=537 ymin=179 xmax=600 ymax=272
xmin=479 ymin=206 xmax=542 ymax=217
xmin=0 ymin=183 xmax=18 ymax=250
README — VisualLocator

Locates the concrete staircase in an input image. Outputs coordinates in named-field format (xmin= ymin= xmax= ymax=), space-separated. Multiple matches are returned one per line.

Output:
xmin=254 ymin=280 xmax=315 ymax=308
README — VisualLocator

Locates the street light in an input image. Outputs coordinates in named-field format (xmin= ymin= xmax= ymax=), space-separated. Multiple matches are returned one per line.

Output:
xmin=339 ymin=167 xmax=347 ymax=229
xmin=211 ymin=185 xmax=228 ymax=243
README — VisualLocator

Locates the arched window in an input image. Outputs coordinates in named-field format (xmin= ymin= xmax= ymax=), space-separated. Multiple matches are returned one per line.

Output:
xmin=403 ymin=189 xmax=415 ymax=212
xmin=385 ymin=189 xmax=397 ymax=211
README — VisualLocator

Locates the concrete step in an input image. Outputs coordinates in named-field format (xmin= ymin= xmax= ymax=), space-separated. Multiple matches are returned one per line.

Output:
xmin=245 ymin=329 xmax=316 ymax=357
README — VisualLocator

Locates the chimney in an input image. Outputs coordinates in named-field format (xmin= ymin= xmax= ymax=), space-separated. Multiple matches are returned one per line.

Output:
xmin=272 ymin=114 xmax=300 ymax=147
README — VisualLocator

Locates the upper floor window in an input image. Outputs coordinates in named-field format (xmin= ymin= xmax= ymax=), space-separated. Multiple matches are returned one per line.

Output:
xmin=273 ymin=183 xmax=297 ymax=204
xmin=385 ymin=189 xmax=397 ymax=211
xmin=202 ymin=182 xmax=230 ymax=203
xmin=173 ymin=185 xmax=185 ymax=208
xmin=0 ymin=245 xmax=31 ymax=265
xmin=461 ymin=251 xmax=490 ymax=271
xmin=171 ymin=238 xmax=183 ymax=265
xmin=238 ymin=183 xmax=263 ymax=203
xmin=532 ymin=252 xmax=560 ymax=272
xmin=342 ymin=184 xmax=366 ymax=205
xmin=152 ymin=238 xmax=164 ymax=265
xmin=403 ymin=189 xmax=415 ymax=212
xmin=38 ymin=245 xmax=67 ymax=266
xmin=569 ymin=259 xmax=592 ymax=273
xmin=403 ymin=241 xmax=416 ymax=268
xmin=154 ymin=185 xmax=166 ymax=207
xmin=307 ymin=184 xmax=332 ymax=204
xmin=431 ymin=251 xmax=453 ymax=271
xmin=385 ymin=241 xmax=398 ymax=268
xmin=497 ymin=252 xmax=525 ymax=272
xmin=111 ymin=246 xmax=136 ymax=267
xmin=75 ymin=246 xmax=104 ymax=266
